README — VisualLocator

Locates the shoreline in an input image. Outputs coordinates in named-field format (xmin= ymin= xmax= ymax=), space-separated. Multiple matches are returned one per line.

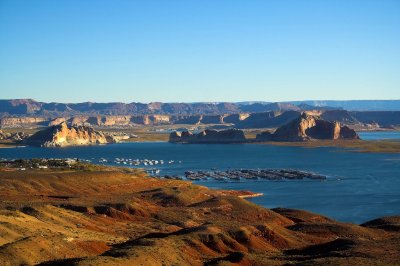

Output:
xmin=255 ymin=139 xmax=400 ymax=153
xmin=238 ymin=192 xmax=264 ymax=198
xmin=2 ymin=138 xmax=400 ymax=153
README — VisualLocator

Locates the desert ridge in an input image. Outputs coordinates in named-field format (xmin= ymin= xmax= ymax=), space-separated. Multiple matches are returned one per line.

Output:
xmin=0 ymin=165 xmax=399 ymax=265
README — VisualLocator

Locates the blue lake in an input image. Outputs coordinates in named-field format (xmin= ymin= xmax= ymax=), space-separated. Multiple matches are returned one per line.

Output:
xmin=359 ymin=131 xmax=400 ymax=140
xmin=0 ymin=131 xmax=399 ymax=224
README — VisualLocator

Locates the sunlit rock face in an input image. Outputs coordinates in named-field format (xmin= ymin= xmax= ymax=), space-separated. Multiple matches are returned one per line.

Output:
xmin=25 ymin=122 xmax=114 ymax=147
xmin=271 ymin=113 xmax=360 ymax=142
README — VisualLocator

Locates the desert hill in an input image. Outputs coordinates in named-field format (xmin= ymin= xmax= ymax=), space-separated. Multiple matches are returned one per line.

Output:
xmin=0 ymin=165 xmax=399 ymax=265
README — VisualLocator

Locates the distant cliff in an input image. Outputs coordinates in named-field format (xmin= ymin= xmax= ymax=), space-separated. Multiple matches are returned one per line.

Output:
xmin=1 ymin=100 xmax=399 ymax=130
xmin=3 ymin=98 xmax=389 ymax=117
xmin=235 ymin=111 xmax=301 ymax=128
xmin=25 ymin=122 xmax=116 ymax=147
xmin=256 ymin=113 xmax=360 ymax=142
xmin=169 ymin=129 xmax=246 ymax=143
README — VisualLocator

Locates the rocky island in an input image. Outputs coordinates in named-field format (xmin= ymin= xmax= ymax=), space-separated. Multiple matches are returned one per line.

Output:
xmin=25 ymin=122 xmax=118 ymax=147
xmin=256 ymin=113 xmax=360 ymax=142
xmin=169 ymin=128 xmax=246 ymax=143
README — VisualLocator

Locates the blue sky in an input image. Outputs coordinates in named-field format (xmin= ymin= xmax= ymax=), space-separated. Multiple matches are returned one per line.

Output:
xmin=0 ymin=0 xmax=399 ymax=103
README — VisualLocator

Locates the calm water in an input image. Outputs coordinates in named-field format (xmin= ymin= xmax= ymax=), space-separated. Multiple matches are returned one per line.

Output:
xmin=0 ymin=131 xmax=399 ymax=223
xmin=359 ymin=131 xmax=400 ymax=140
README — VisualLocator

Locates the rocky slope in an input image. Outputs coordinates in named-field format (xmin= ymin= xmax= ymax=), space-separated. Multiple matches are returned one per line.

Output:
xmin=257 ymin=113 xmax=360 ymax=141
xmin=0 ymin=166 xmax=399 ymax=265
xmin=352 ymin=111 xmax=400 ymax=128
xmin=170 ymin=129 xmax=246 ymax=143
xmin=236 ymin=110 xmax=301 ymax=128
xmin=25 ymin=122 xmax=115 ymax=147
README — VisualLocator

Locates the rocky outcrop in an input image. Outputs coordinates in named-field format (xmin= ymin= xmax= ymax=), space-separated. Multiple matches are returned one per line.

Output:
xmin=169 ymin=129 xmax=246 ymax=143
xmin=169 ymin=131 xmax=194 ymax=143
xmin=0 ymin=130 xmax=7 ymax=140
xmin=25 ymin=122 xmax=114 ymax=147
xmin=268 ymin=113 xmax=359 ymax=142
xmin=0 ymin=130 xmax=30 ymax=142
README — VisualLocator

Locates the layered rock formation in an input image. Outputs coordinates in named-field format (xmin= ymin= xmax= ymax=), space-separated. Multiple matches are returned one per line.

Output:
xmin=169 ymin=129 xmax=246 ymax=143
xmin=257 ymin=113 xmax=360 ymax=142
xmin=25 ymin=122 xmax=115 ymax=147
xmin=1 ymin=109 xmax=399 ymax=130
xmin=0 ymin=117 xmax=47 ymax=128
xmin=1 ymin=99 xmax=360 ymax=117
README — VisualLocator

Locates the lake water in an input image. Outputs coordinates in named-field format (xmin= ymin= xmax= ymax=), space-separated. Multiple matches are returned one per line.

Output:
xmin=359 ymin=131 xmax=400 ymax=140
xmin=0 ymin=131 xmax=399 ymax=224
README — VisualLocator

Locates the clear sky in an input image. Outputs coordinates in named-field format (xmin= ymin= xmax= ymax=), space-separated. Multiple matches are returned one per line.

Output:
xmin=0 ymin=0 xmax=399 ymax=103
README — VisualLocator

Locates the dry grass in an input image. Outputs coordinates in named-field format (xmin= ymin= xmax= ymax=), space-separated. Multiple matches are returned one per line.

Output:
xmin=128 ymin=132 xmax=169 ymax=142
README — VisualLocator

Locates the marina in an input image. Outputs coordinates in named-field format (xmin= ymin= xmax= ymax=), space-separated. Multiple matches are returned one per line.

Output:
xmin=183 ymin=169 xmax=326 ymax=181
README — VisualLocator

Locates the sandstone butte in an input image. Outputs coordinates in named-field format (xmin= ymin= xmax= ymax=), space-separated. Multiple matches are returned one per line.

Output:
xmin=256 ymin=113 xmax=360 ymax=142
xmin=0 ymin=165 xmax=399 ymax=265
xmin=25 ymin=122 xmax=116 ymax=147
